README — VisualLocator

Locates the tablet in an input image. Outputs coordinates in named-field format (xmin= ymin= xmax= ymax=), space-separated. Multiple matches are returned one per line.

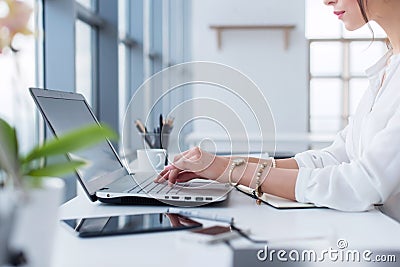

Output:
xmin=61 ymin=212 xmax=202 ymax=238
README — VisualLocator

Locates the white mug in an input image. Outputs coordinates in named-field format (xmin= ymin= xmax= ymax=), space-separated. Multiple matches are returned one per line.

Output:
xmin=137 ymin=149 xmax=167 ymax=171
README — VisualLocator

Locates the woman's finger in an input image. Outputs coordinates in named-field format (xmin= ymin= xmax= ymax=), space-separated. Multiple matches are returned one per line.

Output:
xmin=155 ymin=148 xmax=199 ymax=183
xmin=173 ymin=149 xmax=214 ymax=174
xmin=154 ymin=169 xmax=171 ymax=183
xmin=167 ymin=167 xmax=182 ymax=185
xmin=174 ymin=172 xmax=200 ymax=183
xmin=157 ymin=147 xmax=215 ymax=184
xmin=167 ymin=152 xmax=201 ymax=184
xmin=154 ymin=168 xmax=169 ymax=182
xmin=154 ymin=168 xmax=170 ymax=183
xmin=154 ymin=160 xmax=185 ymax=183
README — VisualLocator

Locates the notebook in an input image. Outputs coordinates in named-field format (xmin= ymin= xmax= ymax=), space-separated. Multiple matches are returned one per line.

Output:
xmin=29 ymin=88 xmax=230 ymax=206
xmin=235 ymin=185 xmax=317 ymax=209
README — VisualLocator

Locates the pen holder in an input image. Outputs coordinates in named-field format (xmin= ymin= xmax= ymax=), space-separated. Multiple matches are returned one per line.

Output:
xmin=140 ymin=133 xmax=170 ymax=150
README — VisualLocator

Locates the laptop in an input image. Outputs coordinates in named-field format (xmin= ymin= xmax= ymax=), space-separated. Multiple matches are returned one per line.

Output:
xmin=30 ymin=88 xmax=230 ymax=206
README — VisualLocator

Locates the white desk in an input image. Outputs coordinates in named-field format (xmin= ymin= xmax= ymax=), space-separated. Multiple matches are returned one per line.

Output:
xmin=52 ymin=190 xmax=400 ymax=267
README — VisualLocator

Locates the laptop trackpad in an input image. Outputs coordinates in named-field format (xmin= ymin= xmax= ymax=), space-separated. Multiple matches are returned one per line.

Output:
xmin=176 ymin=181 xmax=231 ymax=196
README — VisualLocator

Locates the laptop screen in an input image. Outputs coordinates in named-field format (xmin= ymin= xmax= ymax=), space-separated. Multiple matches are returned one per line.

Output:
xmin=34 ymin=93 xmax=127 ymax=196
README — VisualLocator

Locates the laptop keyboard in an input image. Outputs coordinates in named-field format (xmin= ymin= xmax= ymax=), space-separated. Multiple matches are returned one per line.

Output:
xmin=126 ymin=175 xmax=194 ymax=196
xmin=127 ymin=178 xmax=152 ymax=193
xmin=108 ymin=174 xmax=229 ymax=201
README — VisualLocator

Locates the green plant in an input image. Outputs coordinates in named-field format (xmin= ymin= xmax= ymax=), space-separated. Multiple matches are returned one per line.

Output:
xmin=0 ymin=117 xmax=118 ymax=188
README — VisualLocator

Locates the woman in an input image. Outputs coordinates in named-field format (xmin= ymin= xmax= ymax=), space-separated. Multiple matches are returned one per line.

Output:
xmin=155 ymin=0 xmax=400 ymax=211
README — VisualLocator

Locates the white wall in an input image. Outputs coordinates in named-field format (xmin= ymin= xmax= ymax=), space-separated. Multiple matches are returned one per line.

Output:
xmin=189 ymin=0 xmax=309 ymax=154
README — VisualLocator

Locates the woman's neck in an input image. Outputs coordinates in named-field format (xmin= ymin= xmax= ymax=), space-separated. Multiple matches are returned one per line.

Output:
xmin=386 ymin=28 xmax=400 ymax=55
xmin=374 ymin=6 xmax=400 ymax=54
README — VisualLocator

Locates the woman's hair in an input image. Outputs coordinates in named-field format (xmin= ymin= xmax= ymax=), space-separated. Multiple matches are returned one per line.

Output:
xmin=357 ymin=0 xmax=369 ymax=24
xmin=357 ymin=0 xmax=392 ymax=49
xmin=357 ymin=0 xmax=373 ymax=37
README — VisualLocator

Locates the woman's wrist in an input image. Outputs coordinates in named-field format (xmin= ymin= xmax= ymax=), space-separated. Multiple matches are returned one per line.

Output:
xmin=235 ymin=162 xmax=258 ymax=188
xmin=213 ymin=156 xmax=231 ymax=183
xmin=219 ymin=160 xmax=256 ymax=187
xmin=218 ymin=159 xmax=245 ymax=184
xmin=225 ymin=158 xmax=276 ymax=188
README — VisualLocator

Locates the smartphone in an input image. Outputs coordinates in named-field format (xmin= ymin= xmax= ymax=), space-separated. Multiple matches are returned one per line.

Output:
xmin=61 ymin=212 xmax=202 ymax=238
xmin=181 ymin=225 xmax=246 ymax=244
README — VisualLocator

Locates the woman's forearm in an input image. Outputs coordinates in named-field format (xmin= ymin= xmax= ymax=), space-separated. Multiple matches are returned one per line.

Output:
xmin=276 ymin=158 xmax=299 ymax=169
xmin=229 ymin=156 xmax=299 ymax=169
xmin=261 ymin=168 xmax=297 ymax=200
xmin=230 ymin=162 xmax=297 ymax=201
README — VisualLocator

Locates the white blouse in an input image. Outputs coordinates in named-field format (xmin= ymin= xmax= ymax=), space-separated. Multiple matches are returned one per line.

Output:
xmin=294 ymin=51 xmax=400 ymax=211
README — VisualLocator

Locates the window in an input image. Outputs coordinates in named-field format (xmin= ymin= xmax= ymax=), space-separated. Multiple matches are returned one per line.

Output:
xmin=119 ymin=0 xmax=191 ymax=158
xmin=75 ymin=0 xmax=119 ymax=133
xmin=75 ymin=19 xmax=95 ymax=106
xmin=40 ymin=0 xmax=189 ymax=198
xmin=118 ymin=0 xmax=127 ymax=114
xmin=75 ymin=0 xmax=98 ymax=109
xmin=49 ymin=0 xmax=118 ymax=200
xmin=117 ymin=0 xmax=145 ymax=157
xmin=306 ymin=0 xmax=387 ymax=134
xmin=0 ymin=0 xmax=42 ymax=154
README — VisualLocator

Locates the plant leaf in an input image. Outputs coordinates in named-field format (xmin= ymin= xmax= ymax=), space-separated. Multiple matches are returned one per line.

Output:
xmin=22 ymin=123 xmax=118 ymax=164
xmin=0 ymin=118 xmax=20 ymax=178
xmin=24 ymin=160 xmax=86 ymax=177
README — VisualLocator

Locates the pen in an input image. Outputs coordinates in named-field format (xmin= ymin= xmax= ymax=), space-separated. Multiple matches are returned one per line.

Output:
xmin=167 ymin=208 xmax=234 ymax=225
xmin=159 ymin=114 xmax=163 ymax=149
xmin=135 ymin=120 xmax=153 ymax=148
xmin=135 ymin=119 xmax=146 ymax=133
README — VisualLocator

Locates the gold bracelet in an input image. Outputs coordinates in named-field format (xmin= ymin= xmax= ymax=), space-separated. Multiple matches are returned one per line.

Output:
xmin=255 ymin=161 xmax=271 ymax=205
xmin=255 ymin=162 xmax=267 ymax=205
xmin=228 ymin=158 xmax=245 ymax=187
xmin=270 ymin=157 xmax=276 ymax=168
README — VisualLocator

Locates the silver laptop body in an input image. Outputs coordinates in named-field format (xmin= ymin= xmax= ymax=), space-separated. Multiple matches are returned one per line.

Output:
xmin=30 ymin=88 xmax=230 ymax=206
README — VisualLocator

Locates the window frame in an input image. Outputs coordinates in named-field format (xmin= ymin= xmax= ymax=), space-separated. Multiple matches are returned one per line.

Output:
xmin=308 ymin=37 xmax=388 ymax=134
xmin=43 ymin=0 xmax=119 ymax=201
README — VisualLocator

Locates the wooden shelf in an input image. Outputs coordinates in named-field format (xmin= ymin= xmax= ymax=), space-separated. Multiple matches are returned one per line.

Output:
xmin=209 ymin=24 xmax=296 ymax=50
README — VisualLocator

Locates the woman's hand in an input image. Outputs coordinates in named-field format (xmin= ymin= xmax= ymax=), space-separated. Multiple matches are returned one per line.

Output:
xmin=154 ymin=147 xmax=230 ymax=185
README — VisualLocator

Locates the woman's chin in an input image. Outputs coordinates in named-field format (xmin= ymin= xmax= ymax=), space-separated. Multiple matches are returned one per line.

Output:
xmin=343 ymin=21 xmax=368 ymax=32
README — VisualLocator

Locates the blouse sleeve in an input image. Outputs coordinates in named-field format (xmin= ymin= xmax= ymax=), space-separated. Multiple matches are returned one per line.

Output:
xmin=295 ymin=110 xmax=400 ymax=211
xmin=294 ymin=124 xmax=351 ymax=169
